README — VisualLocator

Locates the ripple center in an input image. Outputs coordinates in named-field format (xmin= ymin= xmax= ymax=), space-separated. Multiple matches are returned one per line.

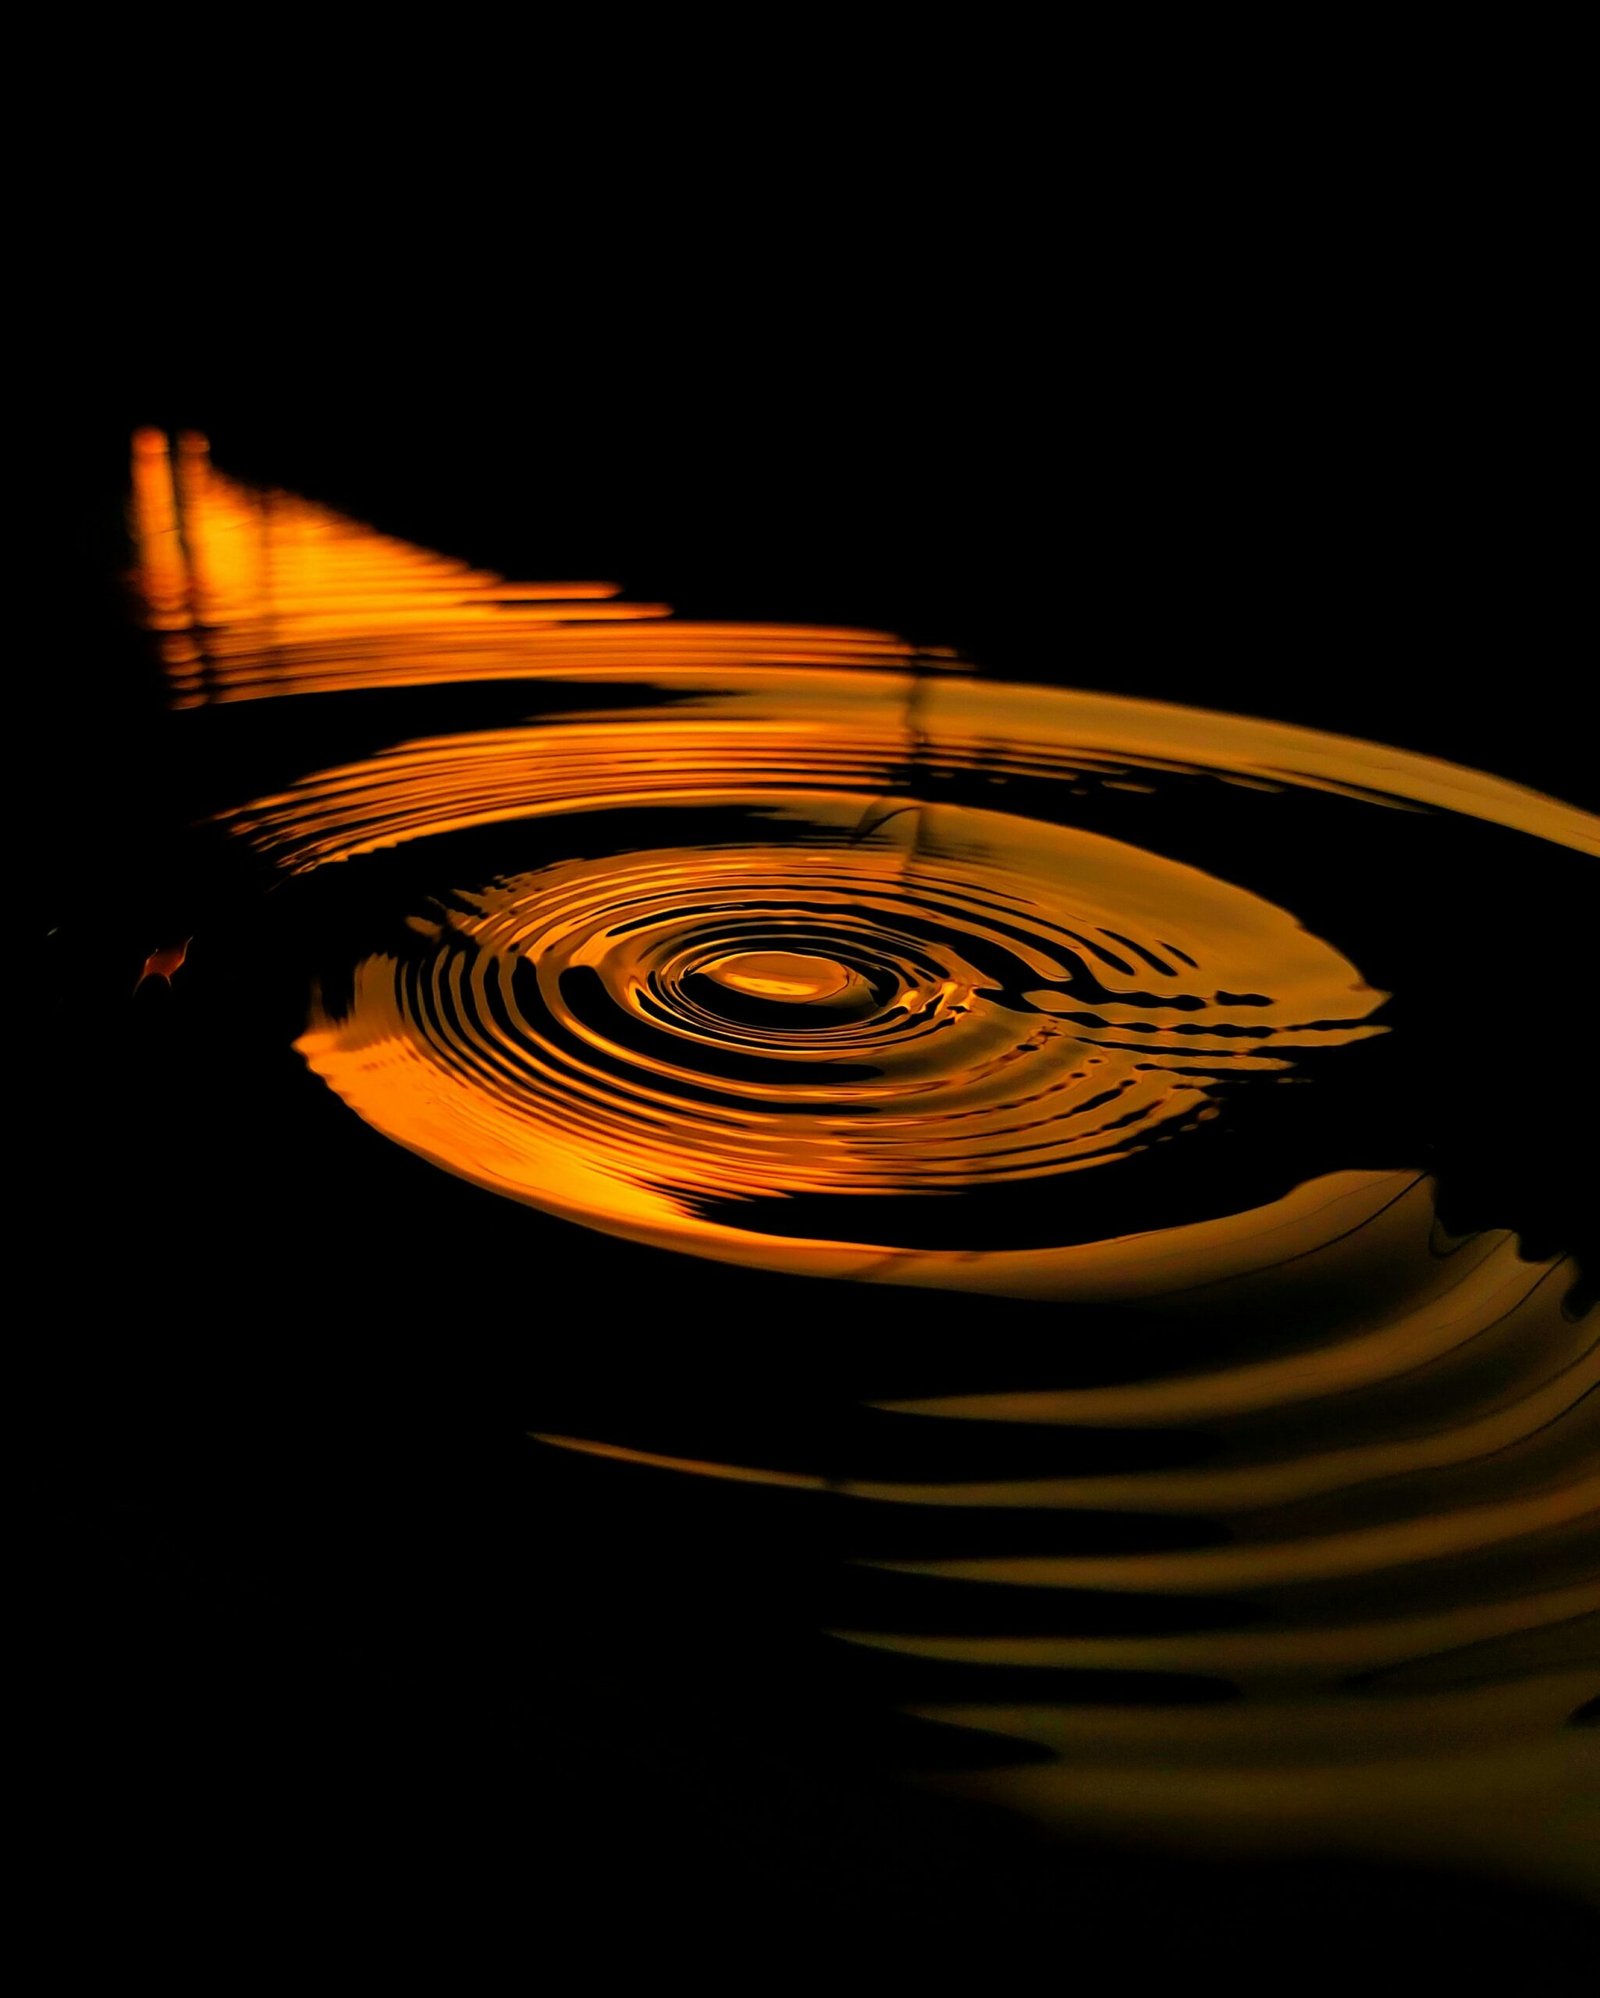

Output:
xmin=702 ymin=951 xmax=858 ymax=1004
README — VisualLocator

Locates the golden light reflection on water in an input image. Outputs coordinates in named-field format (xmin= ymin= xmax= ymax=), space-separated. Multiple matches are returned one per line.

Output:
xmin=136 ymin=433 xmax=1598 ymax=1910
xmin=289 ymin=817 xmax=1392 ymax=1288
xmin=129 ymin=426 xmax=919 ymax=705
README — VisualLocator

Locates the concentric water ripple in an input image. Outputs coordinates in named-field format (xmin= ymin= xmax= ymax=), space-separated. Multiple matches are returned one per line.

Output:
xmin=289 ymin=803 xmax=1392 ymax=1283
xmin=140 ymin=435 xmax=1598 ymax=1910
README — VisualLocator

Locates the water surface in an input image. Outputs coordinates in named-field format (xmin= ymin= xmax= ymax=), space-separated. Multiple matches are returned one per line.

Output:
xmin=125 ymin=429 xmax=1599 ymax=1923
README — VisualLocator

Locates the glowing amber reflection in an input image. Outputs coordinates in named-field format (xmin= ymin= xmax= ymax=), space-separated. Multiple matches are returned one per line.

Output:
xmin=535 ymin=1179 xmax=1597 ymax=1906
xmin=133 ymin=937 xmax=190 ymax=994
xmin=130 ymin=429 xmax=924 ymax=707
xmin=138 ymin=432 xmax=1597 ymax=1913
xmin=290 ymin=818 xmax=1391 ymax=1290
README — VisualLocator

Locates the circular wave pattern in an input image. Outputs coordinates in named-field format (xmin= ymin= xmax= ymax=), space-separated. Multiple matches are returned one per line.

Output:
xmin=297 ymin=797 xmax=1387 ymax=1279
xmin=152 ymin=440 xmax=1596 ymax=1915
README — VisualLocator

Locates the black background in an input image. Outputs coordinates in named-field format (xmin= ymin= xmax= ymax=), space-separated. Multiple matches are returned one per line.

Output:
xmin=31 ymin=220 xmax=1597 ymax=1979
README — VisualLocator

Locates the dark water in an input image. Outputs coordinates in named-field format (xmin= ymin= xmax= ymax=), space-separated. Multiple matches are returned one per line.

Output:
xmin=34 ymin=426 xmax=1597 ymax=1969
